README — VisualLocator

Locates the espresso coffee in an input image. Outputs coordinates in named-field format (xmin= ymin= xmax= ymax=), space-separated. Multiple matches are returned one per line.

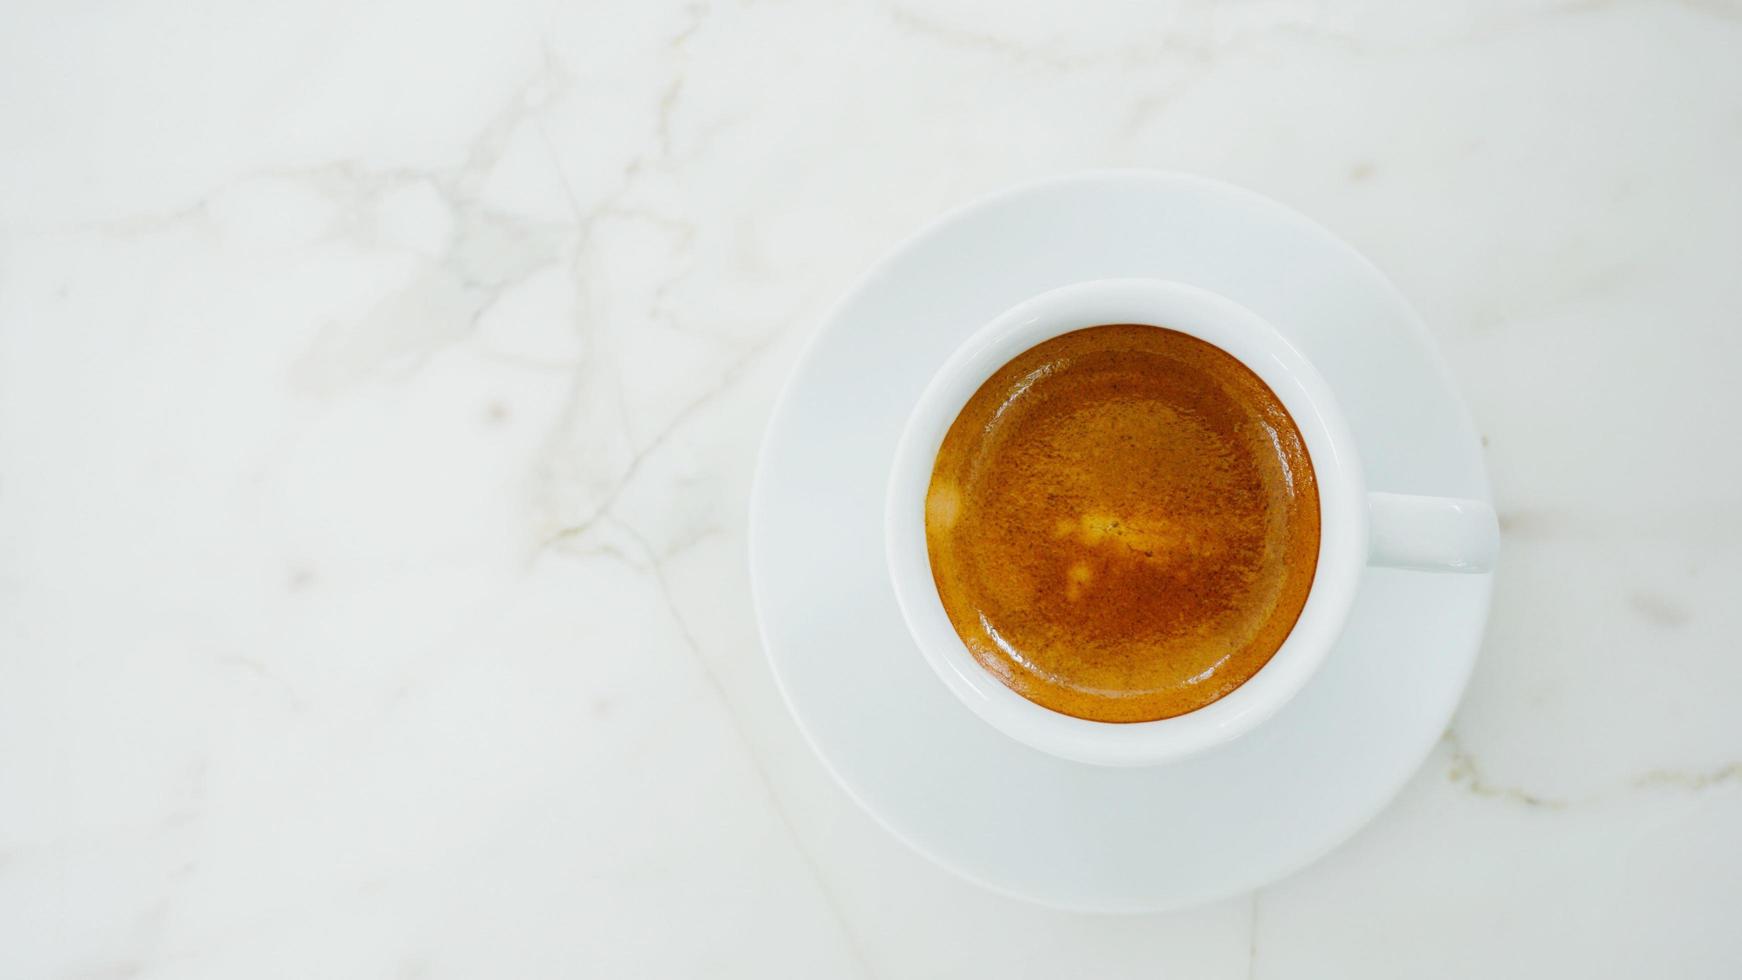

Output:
xmin=924 ymin=324 xmax=1320 ymax=723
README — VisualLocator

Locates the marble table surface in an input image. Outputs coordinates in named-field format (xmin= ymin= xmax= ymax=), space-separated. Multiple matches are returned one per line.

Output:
xmin=3 ymin=1 xmax=1740 ymax=976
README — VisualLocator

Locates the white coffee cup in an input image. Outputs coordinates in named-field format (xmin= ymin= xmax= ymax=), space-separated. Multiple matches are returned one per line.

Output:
xmin=885 ymin=279 xmax=1498 ymax=767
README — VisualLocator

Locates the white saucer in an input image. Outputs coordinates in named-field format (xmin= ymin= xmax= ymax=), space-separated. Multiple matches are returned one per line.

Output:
xmin=749 ymin=172 xmax=1494 ymax=913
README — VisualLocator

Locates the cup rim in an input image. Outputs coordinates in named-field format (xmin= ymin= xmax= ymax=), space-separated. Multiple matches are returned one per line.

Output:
xmin=884 ymin=278 xmax=1369 ymax=767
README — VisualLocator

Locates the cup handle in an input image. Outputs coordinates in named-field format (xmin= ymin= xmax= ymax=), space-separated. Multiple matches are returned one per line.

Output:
xmin=1366 ymin=491 xmax=1499 ymax=573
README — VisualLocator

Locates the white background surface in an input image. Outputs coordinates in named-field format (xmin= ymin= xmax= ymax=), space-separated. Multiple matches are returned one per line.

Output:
xmin=2 ymin=1 xmax=1739 ymax=977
